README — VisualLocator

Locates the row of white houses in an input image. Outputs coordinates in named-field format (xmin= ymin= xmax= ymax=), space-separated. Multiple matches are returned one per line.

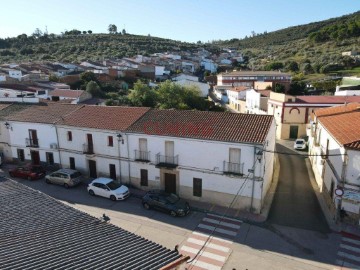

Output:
xmin=0 ymin=102 xmax=276 ymax=213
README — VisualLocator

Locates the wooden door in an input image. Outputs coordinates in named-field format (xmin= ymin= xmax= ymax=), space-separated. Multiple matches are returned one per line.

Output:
xmin=88 ymin=160 xmax=97 ymax=178
xmin=140 ymin=169 xmax=148 ymax=186
xmin=109 ymin=164 xmax=116 ymax=181
xmin=164 ymin=173 xmax=176 ymax=194
xmin=69 ymin=157 xmax=75 ymax=170
xmin=30 ymin=150 xmax=40 ymax=165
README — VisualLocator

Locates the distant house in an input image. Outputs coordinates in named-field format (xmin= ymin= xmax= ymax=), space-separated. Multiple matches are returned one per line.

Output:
xmin=342 ymin=51 xmax=358 ymax=57
xmin=227 ymin=86 xmax=251 ymax=113
xmin=267 ymin=92 xmax=360 ymax=139
xmin=173 ymin=75 xmax=209 ymax=97
xmin=201 ymin=59 xmax=218 ymax=73
xmin=217 ymin=71 xmax=291 ymax=92
xmin=49 ymin=89 xmax=92 ymax=104
xmin=246 ymin=89 xmax=271 ymax=115
xmin=308 ymin=103 xmax=360 ymax=223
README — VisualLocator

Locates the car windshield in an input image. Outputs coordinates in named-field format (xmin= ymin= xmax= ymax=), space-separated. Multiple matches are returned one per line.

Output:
xmin=296 ymin=140 xmax=304 ymax=144
xmin=70 ymin=172 xmax=81 ymax=179
xmin=107 ymin=181 xmax=121 ymax=190
xmin=166 ymin=193 xmax=180 ymax=204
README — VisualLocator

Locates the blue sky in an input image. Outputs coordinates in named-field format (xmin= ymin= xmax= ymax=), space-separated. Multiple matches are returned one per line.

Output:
xmin=1 ymin=0 xmax=359 ymax=43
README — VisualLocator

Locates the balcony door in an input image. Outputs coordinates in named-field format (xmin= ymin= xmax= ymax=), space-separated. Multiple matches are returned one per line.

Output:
xmin=229 ymin=148 xmax=241 ymax=173
xmin=29 ymin=129 xmax=38 ymax=146
xmin=139 ymin=138 xmax=148 ymax=160
xmin=87 ymin=134 xmax=93 ymax=153
xmin=165 ymin=141 xmax=174 ymax=164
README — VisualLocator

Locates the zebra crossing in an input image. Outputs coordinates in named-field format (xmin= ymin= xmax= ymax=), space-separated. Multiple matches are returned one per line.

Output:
xmin=335 ymin=233 xmax=360 ymax=270
xmin=180 ymin=213 xmax=242 ymax=270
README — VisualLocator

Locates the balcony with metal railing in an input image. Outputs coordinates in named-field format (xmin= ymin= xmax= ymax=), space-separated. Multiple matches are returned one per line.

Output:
xmin=25 ymin=138 xmax=39 ymax=148
xmin=223 ymin=161 xmax=244 ymax=176
xmin=155 ymin=153 xmax=178 ymax=169
xmin=135 ymin=150 xmax=151 ymax=162
xmin=83 ymin=144 xmax=94 ymax=155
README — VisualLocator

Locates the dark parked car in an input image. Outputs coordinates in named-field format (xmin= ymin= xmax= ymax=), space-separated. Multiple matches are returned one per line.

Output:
xmin=142 ymin=190 xmax=190 ymax=217
xmin=9 ymin=165 xmax=46 ymax=180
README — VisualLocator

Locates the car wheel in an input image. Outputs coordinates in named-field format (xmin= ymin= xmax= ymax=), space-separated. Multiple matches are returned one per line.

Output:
xmin=143 ymin=202 xmax=150 ymax=210
xmin=110 ymin=195 xmax=116 ymax=201
xmin=45 ymin=178 xmax=51 ymax=184
xmin=27 ymin=176 xmax=32 ymax=181
xmin=88 ymin=190 xmax=95 ymax=196
xmin=64 ymin=183 xmax=69 ymax=189
xmin=170 ymin=210 xmax=177 ymax=217
xmin=9 ymin=172 xmax=14 ymax=177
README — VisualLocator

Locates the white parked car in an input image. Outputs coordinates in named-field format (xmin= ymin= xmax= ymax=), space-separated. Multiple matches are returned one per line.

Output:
xmin=87 ymin=177 xmax=130 ymax=201
xmin=294 ymin=138 xmax=307 ymax=150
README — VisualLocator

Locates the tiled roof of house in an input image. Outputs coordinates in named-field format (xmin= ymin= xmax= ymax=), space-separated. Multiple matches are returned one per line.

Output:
xmin=229 ymin=86 xmax=250 ymax=92
xmin=315 ymin=102 xmax=360 ymax=117
xmin=295 ymin=95 xmax=360 ymax=104
xmin=58 ymin=105 xmax=150 ymax=131
xmin=0 ymin=179 xmax=183 ymax=270
xmin=316 ymin=103 xmax=360 ymax=150
xmin=6 ymin=103 xmax=82 ymax=124
xmin=126 ymin=109 xmax=274 ymax=144
xmin=257 ymin=90 xmax=271 ymax=97
xmin=50 ymin=89 xmax=84 ymax=98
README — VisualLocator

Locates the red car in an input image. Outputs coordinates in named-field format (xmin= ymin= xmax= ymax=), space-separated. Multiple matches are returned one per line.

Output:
xmin=9 ymin=165 xmax=46 ymax=180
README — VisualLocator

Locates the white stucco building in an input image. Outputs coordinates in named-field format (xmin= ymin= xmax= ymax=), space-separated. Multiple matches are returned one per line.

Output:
xmin=246 ymin=89 xmax=270 ymax=115
xmin=308 ymin=103 xmax=360 ymax=222
xmin=2 ymin=103 xmax=276 ymax=213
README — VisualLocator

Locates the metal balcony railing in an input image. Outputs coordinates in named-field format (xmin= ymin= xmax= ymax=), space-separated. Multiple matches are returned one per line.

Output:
xmin=83 ymin=143 xmax=94 ymax=154
xmin=25 ymin=138 xmax=39 ymax=147
xmin=155 ymin=153 xmax=178 ymax=168
xmin=135 ymin=150 xmax=150 ymax=162
xmin=223 ymin=161 xmax=244 ymax=175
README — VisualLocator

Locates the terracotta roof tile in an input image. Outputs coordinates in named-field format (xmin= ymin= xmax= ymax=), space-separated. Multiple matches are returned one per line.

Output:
xmin=318 ymin=107 xmax=360 ymax=150
xmin=296 ymin=96 xmax=360 ymax=104
xmin=126 ymin=109 xmax=274 ymax=144
xmin=229 ymin=86 xmax=250 ymax=92
xmin=58 ymin=106 xmax=150 ymax=131
xmin=7 ymin=104 xmax=82 ymax=124
xmin=315 ymin=102 xmax=360 ymax=117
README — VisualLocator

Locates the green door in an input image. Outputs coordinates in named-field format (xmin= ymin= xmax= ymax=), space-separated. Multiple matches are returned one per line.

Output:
xmin=289 ymin=125 xmax=299 ymax=139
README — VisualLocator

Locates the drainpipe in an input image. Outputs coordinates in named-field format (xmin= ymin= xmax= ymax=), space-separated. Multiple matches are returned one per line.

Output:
xmin=126 ymin=133 xmax=131 ymax=187
xmin=54 ymin=125 xmax=62 ymax=169
xmin=336 ymin=150 xmax=348 ymax=223
xmin=117 ymin=133 xmax=122 ymax=184
xmin=250 ymin=146 xmax=256 ymax=213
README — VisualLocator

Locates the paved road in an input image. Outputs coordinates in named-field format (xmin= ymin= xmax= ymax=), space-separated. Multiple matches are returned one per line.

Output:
xmin=268 ymin=141 xmax=330 ymax=233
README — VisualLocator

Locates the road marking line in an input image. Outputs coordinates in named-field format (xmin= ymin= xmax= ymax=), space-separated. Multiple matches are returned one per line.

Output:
xmin=198 ymin=224 xmax=237 ymax=236
xmin=207 ymin=213 xmax=243 ymax=224
xmin=338 ymin=251 xmax=360 ymax=262
xmin=187 ymin=238 xmax=230 ymax=252
xmin=181 ymin=245 xmax=226 ymax=262
xmin=192 ymin=231 xmax=233 ymax=244
xmin=203 ymin=217 xmax=241 ymax=230
xmin=191 ymin=260 xmax=222 ymax=270
xmin=340 ymin=243 xmax=360 ymax=253
xmin=343 ymin=237 xmax=360 ymax=246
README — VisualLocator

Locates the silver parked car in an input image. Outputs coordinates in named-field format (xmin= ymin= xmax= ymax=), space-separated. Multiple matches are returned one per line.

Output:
xmin=45 ymin=169 xmax=83 ymax=188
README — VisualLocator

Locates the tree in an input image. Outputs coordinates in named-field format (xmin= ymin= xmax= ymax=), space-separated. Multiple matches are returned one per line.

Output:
xmin=128 ymin=80 xmax=157 ymax=107
xmin=88 ymin=30 xmax=92 ymax=34
xmin=274 ymin=83 xmax=285 ymax=93
xmin=32 ymin=28 xmax=43 ymax=38
xmin=122 ymin=29 xmax=126 ymax=35
xmin=80 ymin=71 xmax=97 ymax=83
xmin=286 ymin=61 xmax=299 ymax=72
xmin=108 ymin=24 xmax=117 ymax=34
xmin=265 ymin=62 xmax=284 ymax=71
xmin=86 ymin=80 xmax=103 ymax=97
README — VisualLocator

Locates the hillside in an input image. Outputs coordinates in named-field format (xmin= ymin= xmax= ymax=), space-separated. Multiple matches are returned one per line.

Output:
xmin=217 ymin=11 xmax=360 ymax=76
xmin=0 ymin=33 xmax=204 ymax=64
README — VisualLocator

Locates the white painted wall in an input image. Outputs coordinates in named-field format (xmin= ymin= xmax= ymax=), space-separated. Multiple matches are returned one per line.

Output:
xmin=174 ymin=80 xmax=209 ymax=97
xmin=8 ymin=122 xmax=60 ymax=164
xmin=155 ymin=66 xmax=165 ymax=76
xmin=8 ymin=70 xmax=22 ymax=80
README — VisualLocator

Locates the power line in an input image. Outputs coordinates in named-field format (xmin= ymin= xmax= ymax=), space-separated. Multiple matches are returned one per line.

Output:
xmin=187 ymin=157 xmax=260 ymax=268
xmin=262 ymin=149 xmax=346 ymax=157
